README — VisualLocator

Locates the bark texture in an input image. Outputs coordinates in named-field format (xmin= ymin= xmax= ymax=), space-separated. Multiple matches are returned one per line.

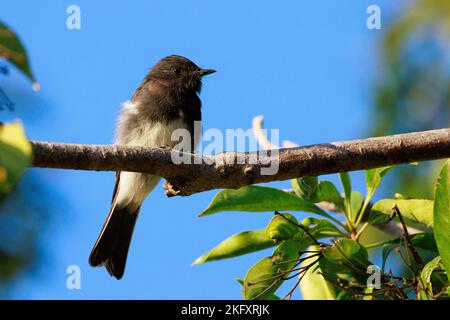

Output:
xmin=31 ymin=128 xmax=450 ymax=196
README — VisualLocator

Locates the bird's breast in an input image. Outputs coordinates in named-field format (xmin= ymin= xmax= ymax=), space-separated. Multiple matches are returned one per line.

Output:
xmin=116 ymin=101 xmax=198 ymax=151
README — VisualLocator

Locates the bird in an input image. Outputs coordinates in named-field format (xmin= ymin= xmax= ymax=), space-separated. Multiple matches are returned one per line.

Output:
xmin=89 ymin=55 xmax=216 ymax=279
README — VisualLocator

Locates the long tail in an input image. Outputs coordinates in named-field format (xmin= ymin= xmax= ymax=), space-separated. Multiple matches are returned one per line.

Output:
xmin=89 ymin=203 xmax=139 ymax=279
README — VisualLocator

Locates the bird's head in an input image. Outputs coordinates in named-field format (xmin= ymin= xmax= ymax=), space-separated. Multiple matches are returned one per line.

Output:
xmin=147 ymin=55 xmax=216 ymax=93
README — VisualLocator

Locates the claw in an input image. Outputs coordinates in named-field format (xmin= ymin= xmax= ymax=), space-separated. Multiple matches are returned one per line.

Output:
xmin=163 ymin=181 xmax=181 ymax=197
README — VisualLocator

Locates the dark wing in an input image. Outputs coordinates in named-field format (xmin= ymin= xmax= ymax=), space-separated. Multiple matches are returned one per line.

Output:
xmin=111 ymin=171 xmax=120 ymax=203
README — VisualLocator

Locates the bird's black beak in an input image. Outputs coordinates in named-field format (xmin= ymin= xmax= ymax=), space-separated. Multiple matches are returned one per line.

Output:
xmin=196 ymin=69 xmax=216 ymax=77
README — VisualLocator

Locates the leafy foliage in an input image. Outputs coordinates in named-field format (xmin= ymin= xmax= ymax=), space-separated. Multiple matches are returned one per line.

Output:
xmin=196 ymin=161 xmax=450 ymax=300
xmin=371 ymin=199 xmax=433 ymax=228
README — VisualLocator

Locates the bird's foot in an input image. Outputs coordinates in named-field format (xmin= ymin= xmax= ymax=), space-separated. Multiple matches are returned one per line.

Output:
xmin=163 ymin=181 xmax=180 ymax=197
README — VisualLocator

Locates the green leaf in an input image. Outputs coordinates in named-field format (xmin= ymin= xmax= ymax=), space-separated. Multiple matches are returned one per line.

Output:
xmin=322 ymin=239 xmax=370 ymax=269
xmin=300 ymin=245 xmax=336 ymax=300
xmin=291 ymin=176 xmax=318 ymax=200
xmin=355 ymin=165 xmax=396 ymax=227
xmin=314 ymin=180 xmax=345 ymax=211
xmin=365 ymin=232 xmax=439 ymax=274
xmin=349 ymin=191 xmax=364 ymax=224
xmin=419 ymin=256 xmax=442 ymax=300
xmin=301 ymin=217 xmax=344 ymax=238
xmin=265 ymin=213 xmax=300 ymax=242
xmin=434 ymin=160 xmax=450 ymax=282
xmin=320 ymin=239 xmax=371 ymax=284
xmin=371 ymin=198 xmax=434 ymax=228
xmin=381 ymin=244 xmax=395 ymax=273
xmin=363 ymin=287 xmax=374 ymax=300
xmin=0 ymin=122 xmax=32 ymax=194
xmin=266 ymin=214 xmax=344 ymax=243
xmin=242 ymin=240 xmax=309 ymax=300
xmin=194 ymin=213 xmax=345 ymax=266
xmin=335 ymin=291 xmax=352 ymax=300
xmin=367 ymin=233 xmax=438 ymax=253
xmin=192 ymin=229 xmax=275 ymax=265
xmin=365 ymin=166 xmax=395 ymax=200
xmin=292 ymin=178 xmax=345 ymax=212
xmin=0 ymin=21 xmax=35 ymax=82
xmin=199 ymin=186 xmax=335 ymax=222
xmin=339 ymin=172 xmax=352 ymax=219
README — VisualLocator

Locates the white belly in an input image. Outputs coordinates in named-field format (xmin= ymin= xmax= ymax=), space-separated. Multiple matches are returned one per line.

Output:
xmin=114 ymin=101 xmax=200 ymax=209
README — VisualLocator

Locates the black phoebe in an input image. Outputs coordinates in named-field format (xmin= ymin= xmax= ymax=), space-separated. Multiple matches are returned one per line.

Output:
xmin=89 ymin=55 xmax=215 ymax=279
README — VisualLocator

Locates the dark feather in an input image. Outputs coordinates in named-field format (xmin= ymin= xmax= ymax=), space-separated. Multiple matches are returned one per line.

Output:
xmin=89 ymin=174 xmax=139 ymax=279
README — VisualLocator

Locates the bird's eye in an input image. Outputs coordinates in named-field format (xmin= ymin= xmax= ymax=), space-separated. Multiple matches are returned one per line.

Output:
xmin=174 ymin=68 xmax=181 ymax=74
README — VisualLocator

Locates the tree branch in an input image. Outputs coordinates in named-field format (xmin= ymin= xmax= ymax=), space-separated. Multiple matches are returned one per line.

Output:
xmin=30 ymin=128 xmax=450 ymax=196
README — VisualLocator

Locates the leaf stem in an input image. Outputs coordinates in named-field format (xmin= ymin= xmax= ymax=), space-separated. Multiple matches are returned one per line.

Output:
xmin=354 ymin=221 xmax=370 ymax=241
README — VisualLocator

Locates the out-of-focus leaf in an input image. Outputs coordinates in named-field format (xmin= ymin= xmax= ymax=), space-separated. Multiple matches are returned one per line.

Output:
xmin=199 ymin=186 xmax=337 ymax=223
xmin=418 ymin=256 xmax=442 ymax=300
xmin=0 ymin=21 xmax=35 ymax=82
xmin=192 ymin=229 xmax=275 ymax=265
xmin=371 ymin=198 xmax=434 ymax=228
xmin=0 ymin=249 xmax=27 ymax=282
xmin=434 ymin=160 xmax=450 ymax=282
xmin=0 ymin=122 xmax=31 ymax=194
xmin=291 ymin=176 xmax=318 ymax=200
xmin=242 ymin=240 xmax=309 ymax=300
xmin=335 ymin=291 xmax=352 ymax=300
xmin=363 ymin=287 xmax=374 ymax=300
xmin=300 ymin=245 xmax=336 ymax=300
xmin=394 ymin=193 xmax=410 ymax=200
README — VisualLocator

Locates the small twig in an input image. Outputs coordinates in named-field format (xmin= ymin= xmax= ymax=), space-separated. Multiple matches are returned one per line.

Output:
xmin=325 ymin=277 xmax=406 ymax=298
xmin=275 ymin=211 xmax=320 ymax=245
xmin=280 ymin=257 xmax=322 ymax=280
xmin=387 ymin=269 xmax=409 ymax=300
xmin=331 ymin=240 xmax=366 ymax=273
xmin=393 ymin=205 xmax=424 ymax=269
xmin=249 ymin=278 xmax=281 ymax=300
xmin=281 ymin=258 xmax=321 ymax=300
xmin=272 ymin=252 xmax=321 ymax=266
xmin=433 ymin=284 xmax=450 ymax=299
xmin=281 ymin=272 xmax=307 ymax=300
xmin=395 ymin=248 xmax=416 ymax=279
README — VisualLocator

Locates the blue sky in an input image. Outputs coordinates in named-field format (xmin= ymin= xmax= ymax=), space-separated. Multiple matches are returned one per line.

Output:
xmin=1 ymin=1 xmax=405 ymax=299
